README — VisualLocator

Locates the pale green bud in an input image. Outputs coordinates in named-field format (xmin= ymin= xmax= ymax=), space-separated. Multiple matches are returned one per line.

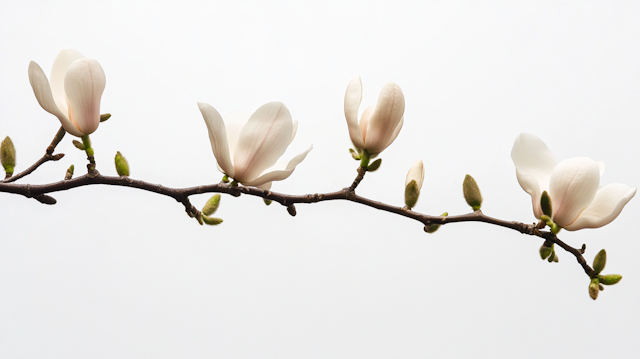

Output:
xmin=222 ymin=175 xmax=230 ymax=183
xmin=593 ymin=249 xmax=606 ymax=274
xmin=196 ymin=214 xmax=204 ymax=225
xmin=598 ymin=274 xmax=622 ymax=286
xmin=202 ymin=194 xmax=221 ymax=216
xmin=539 ymin=244 xmax=553 ymax=260
xmin=1 ymin=136 xmax=16 ymax=176
xmin=404 ymin=160 xmax=424 ymax=209
xmin=424 ymin=212 xmax=448 ymax=233
xmin=367 ymin=158 xmax=382 ymax=172
xmin=114 ymin=151 xmax=130 ymax=176
xmin=349 ymin=148 xmax=361 ymax=160
xmin=65 ymin=164 xmax=75 ymax=180
xmin=263 ymin=199 xmax=272 ymax=206
xmin=202 ymin=215 xmax=223 ymax=225
xmin=463 ymin=174 xmax=483 ymax=210
xmin=72 ymin=139 xmax=85 ymax=150
xmin=540 ymin=191 xmax=552 ymax=217
xmin=589 ymin=278 xmax=599 ymax=300
xmin=100 ymin=113 xmax=111 ymax=122
xmin=547 ymin=250 xmax=556 ymax=263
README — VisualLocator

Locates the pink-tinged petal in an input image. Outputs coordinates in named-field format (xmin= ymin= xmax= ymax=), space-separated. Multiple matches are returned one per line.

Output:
xmin=64 ymin=58 xmax=105 ymax=135
xmin=564 ymin=184 xmax=636 ymax=230
xmin=290 ymin=120 xmax=298 ymax=145
xmin=365 ymin=82 xmax=405 ymax=155
xmin=379 ymin=116 xmax=404 ymax=153
xmin=242 ymin=145 xmax=313 ymax=187
xmin=511 ymin=133 xmax=556 ymax=193
xmin=359 ymin=105 xmax=375 ymax=143
xmin=515 ymin=169 xmax=544 ymax=219
xmin=50 ymin=49 xmax=85 ymax=116
xmin=223 ymin=111 xmax=252 ymax=161
xmin=198 ymin=102 xmax=235 ymax=178
xmin=344 ymin=76 xmax=365 ymax=149
xmin=405 ymin=159 xmax=424 ymax=189
xmin=233 ymin=102 xmax=293 ymax=183
xmin=549 ymin=157 xmax=600 ymax=227
xmin=28 ymin=61 xmax=84 ymax=137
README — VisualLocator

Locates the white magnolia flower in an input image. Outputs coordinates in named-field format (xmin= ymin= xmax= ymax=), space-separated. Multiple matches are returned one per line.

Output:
xmin=511 ymin=133 xmax=636 ymax=231
xmin=28 ymin=49 xmax=106 ymax=137
xmin=198 ymin=101 xmax=312 ymax=190
xmin=344 ymin=76 xmax=405 ymax=155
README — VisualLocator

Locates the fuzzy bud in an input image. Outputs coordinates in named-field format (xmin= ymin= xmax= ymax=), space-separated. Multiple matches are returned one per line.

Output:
xmin=593 ymin=249 xmax=606 ymax=275
xmin=424 ymin=212 xmax=447 ymax=233
xmin=540 ymin=191 xmax=552 ymax=217
xmin=65 ymin=164 xmax=75 ymax=180
xmin=72 ymin=140 xmax=85 ymax=150
xmin=404 ymin=160 xmax=424 ymax=209
xmin=1 ymin=136 xmax=16 ymax=176
xmin=539 ymin=244 xmax=553 ymax=260
xmin=100 ymin=113 xmax=112 ymax=122
xmin=598 ymin=274 xmax=622 ymax=286
xmin=349 ymin=148 xmax=361 ymax=160
xmin=114 ymin=151 xmax=130 ymax=176
xmin=589 ymin=278 xmax=599 ymax=300
xmin=367 ymin=158 xmax=382 ymax=172
xmin=202 ymin=215 xmax=223 ymax=226
xmin=263 ymin=199 xmax=273 ymax=206
xmin=463 ymin=174 xmax=483 ymax=210
xmin=202 ymin=194 xmax=221 ymax=216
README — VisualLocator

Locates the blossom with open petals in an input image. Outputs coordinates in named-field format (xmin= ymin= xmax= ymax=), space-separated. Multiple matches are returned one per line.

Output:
xmin=511 ymin=133 xmax=636 ymax=231
xmin=28 ymin=49 xmax=106 ymax=137
xmin=198 ymin=101 xmax=312 ymax=190
xmin=344 ymin=77 xmax=405 ymax=155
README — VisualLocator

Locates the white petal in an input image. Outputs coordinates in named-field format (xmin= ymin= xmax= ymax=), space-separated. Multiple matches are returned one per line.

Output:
xmin=598 ymin=161 xmax=605 ymax=176
xmin=344 ymin=76 xmax=365 ymax=149
xmin=405 ymin=159 xmax=424 ymax=189
xmin=290 ymin=120 xmax=298 ymax=145
xmin=257 ymin=182 xmax=272 ymax=191
xmin=50 ymin=49 xmax=85 ymax=116
xmin=198 ymin=102 xmax=235 ymax=178
xmin=243 ymin=145 xmax=313 ymax=187
xmin=28 ymin=61 xmax=84 ymax=137
xmin=64 ymin=59 xmax=105 ymax=135
xmin=515 ymin=169 xmax=544 ymax=219
xmin=364 ymin=82 xmax=405 ymax=155
xmin=379 ymin=116 xmax=404 ymax=153
xmin=511 ymin=133 xmax=556 ymax=190
xmin=359 ymin=105 xmax=375 ymax=143
xmin=549 ymin=157 xmax=600 ymax=227
xmin=233 ymin=102 xmax=293 ymax=182
xmin=565 ymin=185 xmax=636 ymax=230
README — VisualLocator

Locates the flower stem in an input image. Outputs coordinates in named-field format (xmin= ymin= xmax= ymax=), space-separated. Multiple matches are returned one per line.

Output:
xmin=359 ymin=149 xmax=371 ymax=168
xmin=81 ymin=135 xmax=96 ymax=173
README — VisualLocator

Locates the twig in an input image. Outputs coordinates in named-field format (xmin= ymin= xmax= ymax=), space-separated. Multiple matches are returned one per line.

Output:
xmin=1 ymin=126 xmax=66 ymax=184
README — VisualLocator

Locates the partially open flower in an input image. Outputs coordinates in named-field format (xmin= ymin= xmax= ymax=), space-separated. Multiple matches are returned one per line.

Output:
xmin=511 ymin=133 xmax=636 ymax=231
xmin=344 ymin=77 xmax=405 ymax=155
xmin=28 ymin=49 xmax=106 ymax=137
xmin=199 ymin=101 xmax=312 ymax=190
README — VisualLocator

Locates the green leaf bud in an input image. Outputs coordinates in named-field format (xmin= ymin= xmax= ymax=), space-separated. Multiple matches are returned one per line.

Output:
xmin=263 ymin=198 xmax=272 ymax=206
xmin=114 ymin=151 xmax=130 ymax=176
xmin=547 ymin=250 xmax=556 ymax=263
xmin=404 ymin=160 xmax=424 ymax=209
xmin=1 ymin=136 xmax=16 ymax=176
xmin=65 ymin=164 xmax=75 ymax=180
xmin=539 ymin=244 xmax=553 ymax=260
xmin=598 ymin=274 xmax=622 ymax=286
xmin=349 ymin=148 xmax=361 ymax=160
xmin=100 ymin=113 xmax=111 ymax=122
xmin=202 ymin=194 xmax=221 ymax=216
xmin=593 ymin=249 xmax=606 ymax=274
xmin=540 ymin=191 xmax=552 ymax=217
xmin=405 ymin=180 xmax=420 ymax=209
xmin=462 ymin=174 xmax=483 ymax=210
xmin=202 ymin=215 xmax=223 ymax=226
xmin=424 ymin=212 xmax=447 ymax=234
xmin=72 ymin=139 xmax=85 ymax=150
xmin=589 ymin=278 xmax=599 ymax=300
xmin=367 ymin=158 xmax=382 ymax=172
xmin=222 ymin=175 xmax=230 ymax=183
xmin=196 ymin=214 xmax=204 ymax=225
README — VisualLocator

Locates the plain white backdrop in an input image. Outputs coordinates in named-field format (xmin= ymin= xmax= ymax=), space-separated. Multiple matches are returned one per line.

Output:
xmin=1 ymin=1 xmax=639 ymax=358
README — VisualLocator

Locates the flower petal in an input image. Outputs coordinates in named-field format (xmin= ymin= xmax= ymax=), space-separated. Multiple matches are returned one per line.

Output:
xmin=198 ymin=102 xmax=235 ymax=178
xmin=359 ymin=105 xmax=375 ymax=143
xmin=564 ymin=184 xmax=636 ymax=230
xmin=28 ymin=61 xmax=84 ymax=137
xmin=223 ymin=111 xmax=252 ymax=161
xmin=242 ymin=145 xmax=313 ymax=187
xmin=364 ymin=82 xmax=405 ymax=155
xmin=515 ymin=169 xmax=544 ymax=218
xmin=50 ymin=49 xmax=85 ymax=116
xmin=290 ymin=120 xmax=298 ymax=145
xmin=379 ymin=116 xmax=404 ymax=153
xmin=344 ymin=76 xmax=365 ymax=149
xmin=233 ymin=102 xmax=293 ymax=182
xmin=64 ymin=58 xmax=105 ymax=135
xmin=405 ymin=159 xmax=424 ymax=189
xmin=549 ymin=157 xmax=600 ymax=227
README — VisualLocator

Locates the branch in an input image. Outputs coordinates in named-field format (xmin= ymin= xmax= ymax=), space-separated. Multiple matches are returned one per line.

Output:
xmin=1 ymin=126 xmax=66 ymax=183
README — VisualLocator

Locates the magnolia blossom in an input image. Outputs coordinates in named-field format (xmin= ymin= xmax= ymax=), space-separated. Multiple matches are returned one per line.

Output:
xmin=28 ymin=49 xmax=106 ymax=137
xmin=344 ymin=76 xmax=405 ymax=155
xmin=511 ymin=133 xmax=636 ymax=231
xmin=198 ymin=101 xmax=312 ymax=190
xmin=404 ymin=160 xmax=424 ymax=208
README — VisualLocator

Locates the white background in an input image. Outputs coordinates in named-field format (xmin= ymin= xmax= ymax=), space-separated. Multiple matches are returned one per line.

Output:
xmin=1 ymin=1 xmax=639 ymax=358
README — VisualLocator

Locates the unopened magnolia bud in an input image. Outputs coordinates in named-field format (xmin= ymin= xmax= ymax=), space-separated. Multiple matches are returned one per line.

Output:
xmin=539 ymin=244 xmax=552 ymax=260
xmin=553 ymin=254 xmax=559 ymax=263
xmin=598 ymin=274 xmax=622 ymax=285
xmin=589 ymin=278 xmax=599 ymax=300
xmin=100 ymin=113 xmax=111 ymax=122
xmin=462 ymin=174 xmax=483 ymax=210
xmin=593 ymin=249 xmax=606 ymax=274
xmin=114 ymin=151 xmax=130 ymax=176
xmin=202 ymin=194 xmax=221 ymax=216
xmin=540 ymin=191 xmax=552 ymax=217
xmin=367 ymin=158 xmax=382 ymax=172
xmin=404 ymin=160 xmax=424 ymax=209
xmin=263 ymin=199 xmax=272 ymax=206
xmin=65 ymin=164 xmax=75 ymax=180
xmin=196 ymin=214 xmax=204 ymax=225
xmin=72 ymin=140 xmax=85 ymax=150
xmin=1 ymin=136 xmax=16 ymax=176
xmin=424 ymin=212 xmax=447 ymax=233
xmin=202 ymin=215 xmax=223 ymax=226
xmin=547 ymin=250 xmax=556 ymax=263
xmin=349 ymin=148 xmax=361 ymax=160
xmin=287 ymin=205 xmax=297 ymax=217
